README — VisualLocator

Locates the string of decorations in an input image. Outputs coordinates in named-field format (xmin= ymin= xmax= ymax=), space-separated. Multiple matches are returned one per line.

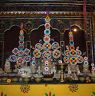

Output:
xmin=64 ymin=31 xmax=83 ymax=65
xmin=33 ymin=15 xmax=61 ymax=75
xmin=9 ymin=23 xmax=31 ymax=65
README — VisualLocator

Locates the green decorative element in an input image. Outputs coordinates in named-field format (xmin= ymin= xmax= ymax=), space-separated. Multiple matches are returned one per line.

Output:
xmin=44 ymin=92 xmax=56 ymax=96
xmin=52 ymin=94 xmax=55 ymax=96
xmin=92 ymin=92 xmax=95 ymax=96
xmin=45 ymin=93 xmax=48 ymax=96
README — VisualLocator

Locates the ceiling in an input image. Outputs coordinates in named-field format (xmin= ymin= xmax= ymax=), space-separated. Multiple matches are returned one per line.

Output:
xmin=0 ymin=0 xmax=95 ymax=12
xmin=0 ymin=0 xmax=95 ymax=3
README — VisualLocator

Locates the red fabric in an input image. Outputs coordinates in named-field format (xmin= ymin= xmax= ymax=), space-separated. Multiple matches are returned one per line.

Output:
xmin=83 ymin=0 xmax=87 ymax=31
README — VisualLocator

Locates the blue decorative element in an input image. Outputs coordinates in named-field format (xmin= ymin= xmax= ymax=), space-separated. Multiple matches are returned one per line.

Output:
xmin=31 ymin=61 xmax=36 ymax=65
xmin=9 ymin=55 xmax=17 ymax=62
xmin=70 ymin=41 xmax=74 ymax=45
xmin=44 ymin=29 xmax=51 ymax=35
xmin=24 ymin=56 xmax=31 ymax=62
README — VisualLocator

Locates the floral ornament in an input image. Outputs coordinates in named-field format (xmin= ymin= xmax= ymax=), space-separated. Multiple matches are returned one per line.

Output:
xmin=20 ymin=84 xmax=30 ymax=93
xmin=52 ymin=42 xmax=60 ymax=50
xmin=45 ymin=92 xmax=56 ymax=96
xmin=68 ymin=84 xmax=78 ymax=92
xmin=53 ymin=50 xmax=61 ymax=59
xmin=92 ymin=92 xmax=95 ymax=96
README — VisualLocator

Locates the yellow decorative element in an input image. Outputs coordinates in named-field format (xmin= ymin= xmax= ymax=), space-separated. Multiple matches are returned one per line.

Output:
xmin=7 ymin=79 xmax=11 ymax=83
xmin=20 ymin=30 xmax=24 ymax=34
xmin=33 ymin=49 xmax=41 ymax=58
xmin=45 ymin=15 xmax=51 ymax=22
xmin=69 ymin=32 xmax=73 ymax=35
xmin=42 ymin=43 xmax=52 ymax=50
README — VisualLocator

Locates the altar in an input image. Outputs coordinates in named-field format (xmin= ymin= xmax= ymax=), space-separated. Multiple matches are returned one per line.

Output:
xmin=0 ymin=0 xmax=95 ymax=96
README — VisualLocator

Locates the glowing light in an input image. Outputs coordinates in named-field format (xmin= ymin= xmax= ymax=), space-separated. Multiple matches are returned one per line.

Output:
xmin=73 ymin=28 xmax=78 ymax=32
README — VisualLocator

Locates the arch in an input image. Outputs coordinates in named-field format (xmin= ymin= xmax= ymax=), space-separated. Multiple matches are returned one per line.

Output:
xmin=4 ymin=26 xmax=20 ymax=58
xmin=29 ymin=24 xmax=60 ymax=48
xmin=64 ymin=25 xmax=86 ymax=52
xmin=4 ymin=25 xmax=28 ymax=60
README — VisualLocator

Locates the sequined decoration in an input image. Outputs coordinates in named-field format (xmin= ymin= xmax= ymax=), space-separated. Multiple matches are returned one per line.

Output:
xmin=68 ymin=84 xmax=78 ymax=92
xmin=64 ymin=31 xmax=83 ymax=65
xmin=9 ymin=23 xmax=31 ymax=65
xmin=20 ymin=84 xmax=30 ymax=93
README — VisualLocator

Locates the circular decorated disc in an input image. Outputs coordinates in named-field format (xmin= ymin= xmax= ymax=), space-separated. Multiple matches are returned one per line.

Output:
xmin=9 ymin=55 xmax=17 ymax=62
xmin=69 ymin=57 xmax=78 ymax=65
xmin=42 ymin=43 xmax=52 ymax=50
xmin=24 ymin=56 xmax=31 ymax=62
xmin=44 ymin=29 xmax=51 ymax=35
xmin=33 ymin=49 xmax=41 ymax=58
xmin=35 ymin=43 xmax=42 ymax=50
xmin=44 ymin=67 xmax=49 ymax=71
xmin=52 ymin=42 xmax=60 ymax=50
xmin=17 ymin=57 xmax=25 ymax=65
xmin=77 ymin=56 xmax=83 ymax=63
xmin=43 ymin=35 xmax=50 ymax=43
xmin=69 ymin=49 xmax=77 ymax=57
xmin=42 ymin=51 xmax=51 ymax=59
xmin=64 ymin=57 xmax=69 ymax=64
xmin=53 ymin=50 xmax=61 ymax=59
xmin=45 ymin=23 xmax=50 ymax=29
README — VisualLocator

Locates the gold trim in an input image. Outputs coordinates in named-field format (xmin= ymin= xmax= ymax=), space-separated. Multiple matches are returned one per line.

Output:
xmin=0 ymin=11 xmax=93 ymax=17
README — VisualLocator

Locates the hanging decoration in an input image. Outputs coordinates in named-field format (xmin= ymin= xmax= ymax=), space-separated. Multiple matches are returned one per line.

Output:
xmin=6 ymin=23 xmax=32 ymax=78
xmin=63 ymin=30 xmax=84 ymax=81
xmin=9 ymin=23 xmax=31 ymax=65
xmin=33 ymin=15 xmax=61 ymax=76
xmin=64 ymin=31 xmax=83 ymax=65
